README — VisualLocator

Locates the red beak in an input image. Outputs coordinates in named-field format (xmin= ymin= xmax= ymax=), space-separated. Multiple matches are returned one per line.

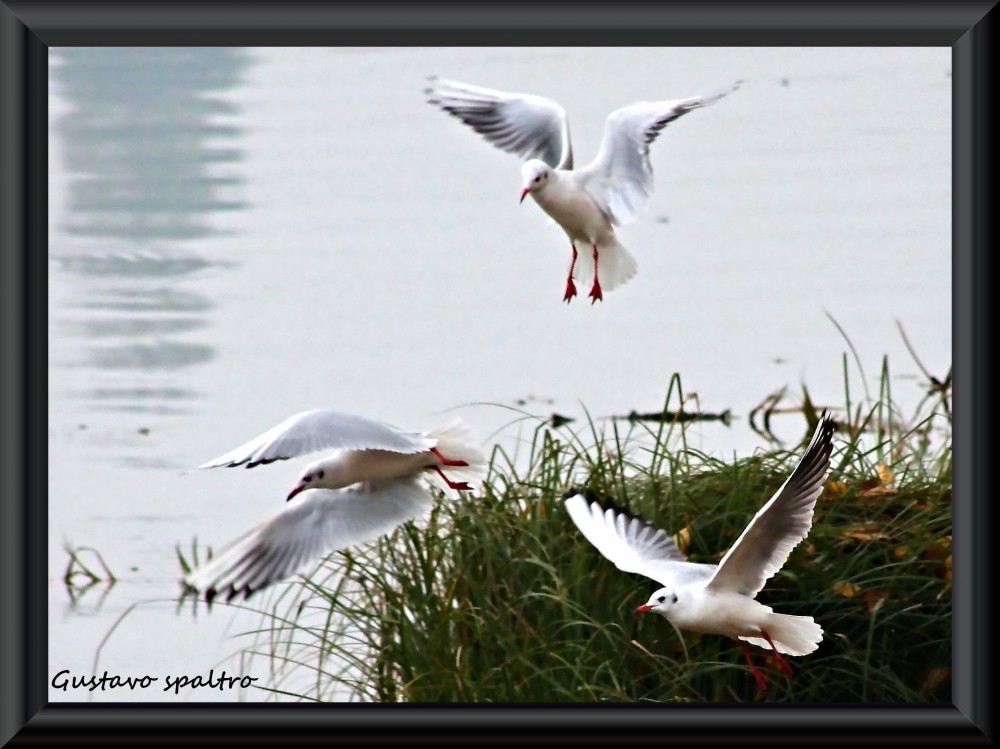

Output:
xmin=519 ymin=187 xmax=529 ymax=204
xmin=286 ymin=484 xmax=305 ymax=502
xmin=634 ymin=604 xmax=652 ymax=614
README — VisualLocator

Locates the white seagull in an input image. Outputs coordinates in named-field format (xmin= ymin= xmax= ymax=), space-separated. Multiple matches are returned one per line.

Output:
xmin=564 ymin=413 xmax=836 ymax=691
xmin=183 ymin=410 xmax=486 ymax=602
xmin=426 ymin=76 xmax=742 ymax=304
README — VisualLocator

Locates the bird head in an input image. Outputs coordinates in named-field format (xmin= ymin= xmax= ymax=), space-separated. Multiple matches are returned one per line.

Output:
xmin=287 ymin=457 xmax=335 ymax=501
xmin=520 ymin=159 xmax=551 ymax=203
xmin=635 ymin=587 xmax=680 ymax=616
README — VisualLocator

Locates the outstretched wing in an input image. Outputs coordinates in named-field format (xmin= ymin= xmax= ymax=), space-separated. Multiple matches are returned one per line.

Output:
xmin=199 ymin=409 xmax=434 ymax=469
xmin=183 ymin=478 xmax=434 ymax=601
xmin=564 ymin=492 xmax=716 ymax=588
xmin=426 ymin=76 xmax=573 ymax=170
xmin=706 ymin=413 xmax=836 ymax=597
xmin=577 ymin=80 xmax=742 ymax=226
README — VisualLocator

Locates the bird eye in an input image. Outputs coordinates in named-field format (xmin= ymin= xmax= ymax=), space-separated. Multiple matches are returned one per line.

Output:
xmin=534 ymin=176 xmax=541 ymax=183
xmin=303 ymin=474 xmax=312 ymax=482
xmin=657 ymin=595 xmax=666 ymax=603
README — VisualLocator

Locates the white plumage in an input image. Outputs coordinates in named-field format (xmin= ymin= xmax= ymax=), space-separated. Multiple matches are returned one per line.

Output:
xmin=184 ymin=411 xmax=486 ymax=601
xmin=198 ymin=408 xmax=434 ymax=470
xmin=427 ymin=77 xmax=742 ymax=303
xmin=564 ymin=412 xmax=835 ymax=690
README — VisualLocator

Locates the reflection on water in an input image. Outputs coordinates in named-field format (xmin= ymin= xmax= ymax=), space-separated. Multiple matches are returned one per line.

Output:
xmin=50 ymin=48 xmax=252 ymax=417
xmin=56 ymin=48 xmax=249 ymax=241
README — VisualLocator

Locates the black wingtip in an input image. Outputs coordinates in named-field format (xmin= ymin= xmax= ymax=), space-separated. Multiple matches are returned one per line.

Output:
xmin=794 ymin=409 xmax=837 ymax=483
xmin=562 ymin=487 xmax=649 ymax=524
xmin=817 ymin=409 xmax=836 ymax=438
xmin=561 ymin=486 xmax=604 ymax=504
xmin=202 ymin=585 xmax=256 ymax=605
xmin=821 ymin=412 xmax=837 ymax=444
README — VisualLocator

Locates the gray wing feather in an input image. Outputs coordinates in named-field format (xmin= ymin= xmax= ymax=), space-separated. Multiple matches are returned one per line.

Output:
xmin=183 ymin=478 xmax=434 ymax=600
xmin=426 ymin=77 xmax=573 ymax=170
xmin=578 ymin=80 xmax=742 ymax=226
xmin=564 ymin=493 xmax=715 ymax=588
xmin=199 ymin=409 xmax=434 ymax=469
xmin=706 ymin=413 xmax=836 ymax=596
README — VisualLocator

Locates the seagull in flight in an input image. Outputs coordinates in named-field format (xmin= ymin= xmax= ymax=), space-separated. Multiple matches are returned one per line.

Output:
xmin=426 ymin=76 xmax=742 ymax=304
xmin=564 ymin=412 xmax=836 ymax=691
xmin=183 ymin=410 xmax=486 ymax=602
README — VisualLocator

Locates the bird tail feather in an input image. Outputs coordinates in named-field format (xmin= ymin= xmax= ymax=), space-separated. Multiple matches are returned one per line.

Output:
xmin=572 ymin=237 xmax=638 ymax=294
xmin=425 ymin=418 xmax=487 ymax=494
xmin=741 ymin=613 xmax=823 ymax=656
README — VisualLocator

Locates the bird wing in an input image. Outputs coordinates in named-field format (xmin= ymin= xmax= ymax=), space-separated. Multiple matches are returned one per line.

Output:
xmin=706 ymin=413 xmax=836 ymax=597
xmin=425 ymin=77 xmax=573 ymax=170
xmin=577 ymin=80 xmax=742 ymax=226
xmin=199 ymin=409 xmax=435 ymax=469
xmin=564 ymin=493 xmax=716 ymax=588
xmin=183 ymin=478 xmax=434 ymax=600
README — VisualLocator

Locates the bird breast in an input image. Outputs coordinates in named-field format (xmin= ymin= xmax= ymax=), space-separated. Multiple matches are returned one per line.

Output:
xmin=333 ymin=449 xmax=433 ymax=487
xmin=666 ymin=589 xmax=773 ymax=639
xmin=532 ymin=177 xmax=612 ymax=243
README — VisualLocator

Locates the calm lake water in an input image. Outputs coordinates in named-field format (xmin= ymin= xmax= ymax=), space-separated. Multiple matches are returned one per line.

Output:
xmin=48 ymin=47 xmax=951 ymax=702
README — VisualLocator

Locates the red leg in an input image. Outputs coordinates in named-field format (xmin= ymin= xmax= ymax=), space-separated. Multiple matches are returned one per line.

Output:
xmin=563 ymin=244 xmax=578 ymax=303
xmin=428 ymin=465 xmax=471 ymax=491
xmin=760 ymin=631 xmax=793 ymax=677
xmin=738 ymin=640 xmax=769 ymax=693
xmin=430 ymin=446 xmax=468 ymax=467
xmin=588 ymin=244 xmax=603 ymax=304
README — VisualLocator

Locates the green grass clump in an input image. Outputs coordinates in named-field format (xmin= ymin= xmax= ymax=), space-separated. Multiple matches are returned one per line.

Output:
xmin=229 ymin=371 xmax=951 ymax=703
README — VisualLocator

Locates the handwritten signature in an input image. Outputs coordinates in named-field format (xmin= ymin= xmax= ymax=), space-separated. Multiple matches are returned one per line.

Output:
xmin=51 ymin=669 xmax=259 ymax=694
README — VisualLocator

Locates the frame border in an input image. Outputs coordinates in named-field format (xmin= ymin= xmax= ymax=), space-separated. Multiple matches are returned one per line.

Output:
xmin=2 ymin=1 xmax=993 ymax=744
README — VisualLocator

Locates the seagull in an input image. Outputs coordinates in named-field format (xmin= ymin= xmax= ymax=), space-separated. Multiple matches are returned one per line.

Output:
xmin=564 ymin=413 xmax=836 ymax=692
xmin=426 ymin=76 xmax=742 ymax=304
xmin=183 ymin=410 xmax=486 ymax=601
xmin=197 ymin=409 xmax=486 ymax=498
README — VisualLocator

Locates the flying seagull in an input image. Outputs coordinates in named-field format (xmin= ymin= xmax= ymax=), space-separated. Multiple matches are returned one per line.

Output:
xmin=564 ymin=412 xmax=835 ymax=691
xmin=426 ymin=76 xmax=742 ymax=304
xmin=184 ymin=411 xmax=486 ymax=601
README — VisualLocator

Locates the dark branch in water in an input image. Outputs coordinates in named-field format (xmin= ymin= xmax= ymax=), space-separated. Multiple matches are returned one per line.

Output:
xmin=613 ymin=408 xmax=732 ymax=426
xmin=549 ymin=412 xmax=574 ymax=428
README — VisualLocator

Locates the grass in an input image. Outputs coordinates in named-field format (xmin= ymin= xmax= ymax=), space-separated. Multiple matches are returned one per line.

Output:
xmin=63 ymin=542 xmax=119 ymax=608
xmin=63 ymin=542 xmax=118 ymax=586
xmin=204 ymin=349 xmax=951 ymax=704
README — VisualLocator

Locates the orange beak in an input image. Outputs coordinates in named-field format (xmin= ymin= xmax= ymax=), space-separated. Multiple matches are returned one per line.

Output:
xmin=286 ymin=484 xmax=305 ymax=502
xmin=634 ymin=604 xmax=652 ymax=614
xmin=519 ymin=187 xmax=529 ymax=204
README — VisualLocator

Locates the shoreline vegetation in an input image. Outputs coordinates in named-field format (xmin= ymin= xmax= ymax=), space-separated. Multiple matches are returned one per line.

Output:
xmin=173 ymin=355 xmax=952 ymax=703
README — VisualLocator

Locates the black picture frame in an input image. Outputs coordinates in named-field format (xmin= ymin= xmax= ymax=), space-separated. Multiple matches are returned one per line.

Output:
xmin=2 ymin=1 xmax=994 ymax=744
